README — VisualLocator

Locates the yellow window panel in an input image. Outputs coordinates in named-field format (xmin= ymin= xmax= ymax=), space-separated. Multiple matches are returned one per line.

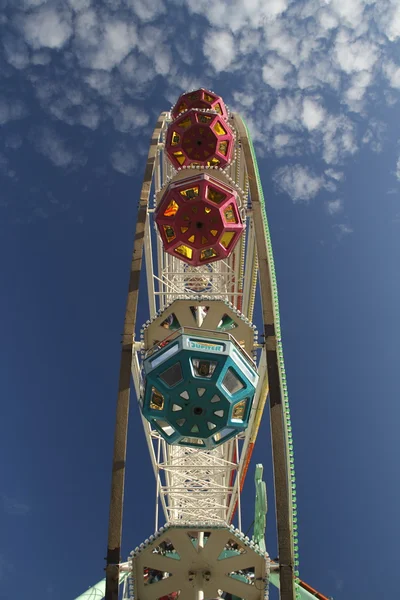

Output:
xmin=164 ymin=199 xmax=179 ymax=217
xmin=224 ymin=204 xmax=237 ymax=223
xmin=198 ymin=114 xmax=212 ymax=123
xmin=180 ymin=186 xmax=199 ymax=199
xmin=163 ymin=225 xmax=176 ymax=242
xmin=171 ymin=131 xmax=180 ymax=145
xmin=232 ymin=399 xmax=247 ymax=421
xmin=213 ymin=122 xmax=227 ymax=136
xmin=178 ymin=117 xmax=191 ymax=129
xmin=150 ymin=387 xmax=164 ymax=411
xmin=220 ymin=231 xmax=235 ymax=249
xmin=173 ymin=151 xmax=186 ymax=165
xmin=200 ymin=248 xmax=217 ymax=261
xmin=204 ymin=93 xmax=214 ymax=102
xmin=219 ymin=141 xmax=228 ymax=155
xmin=214 ymin=103 xmax=222 ymax=114
xmin=207 ymin=187 xmax=226 ymax=204
xmin=175 ymin=244 xmax=193 ymax=259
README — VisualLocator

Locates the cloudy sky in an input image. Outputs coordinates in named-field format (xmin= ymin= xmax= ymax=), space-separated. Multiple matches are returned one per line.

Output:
xmin=1 ymin=0 xmax=399 ymax=599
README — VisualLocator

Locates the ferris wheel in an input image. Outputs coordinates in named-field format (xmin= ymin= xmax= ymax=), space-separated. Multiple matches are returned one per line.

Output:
xmin=74 ymin=90 xmax=330 ymax=600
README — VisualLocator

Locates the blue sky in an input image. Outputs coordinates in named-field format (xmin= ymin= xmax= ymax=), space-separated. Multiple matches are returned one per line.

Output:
xmin=1 ymin=0 xmax=400 ymax=599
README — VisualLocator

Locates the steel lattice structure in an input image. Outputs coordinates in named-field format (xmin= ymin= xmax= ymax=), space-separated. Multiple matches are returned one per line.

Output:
xmin=73 ymin=92 xmax=330 ymax=600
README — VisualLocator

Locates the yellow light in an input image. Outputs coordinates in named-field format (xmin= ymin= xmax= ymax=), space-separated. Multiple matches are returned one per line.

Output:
xmin=218 ymin=141 xmax=228 ymax=155
xmin=198 ymin=114 xmax=212 ymax=124
xmin=181 ymin=226 xmax=189 ymax=233
xmin=208 ymin=157 xmax=220 ymax=166
xmin=205 ymin=206 xmax=212 ymax=214
xmin=232 ymin=400 xmax=247 ymax=420
xmin=220 ymin=231 xmax=235 ymax=249
xmin=180 ymin=186 xmax=199 ymax=199
xmin=210 ymin=229 xmax=218 ymax=236
xmin=164 ymin=199 xmax=179 ymax=217
xmin=207 ymin=187 xmax=226 ymax=204
xmin=224 ymin=204 xmax=237 ymax=223
xmin=178 ymin=117 xmax=191 ymax=129
xmin=201 ymin=236 xmax=208 ymax=244
xmin=150 ymin=387 xmax=164 ymax=411
xmin=163 ymin=225 xmax=176 ymax=242
xmin=173 ymin=151 xmax=186 ymax=165
xmin=175 ymin=244 xmax=193 ymax=259
xmin=200 ymin=248 xmax=217 ymax=261
xmin=171 ymin=131 xmax=180 ymax=146
xmin=213 ymin=122 xmax=227 ymax=136
xmin=188 ymin=234 xmax=195 ymax=243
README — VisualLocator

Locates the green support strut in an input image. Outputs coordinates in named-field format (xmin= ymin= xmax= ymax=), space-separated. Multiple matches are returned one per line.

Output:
xmin=74 ymin=572 xmax=128 ymax=600
xmin=253 ymin=463 xmax=267 ymax=554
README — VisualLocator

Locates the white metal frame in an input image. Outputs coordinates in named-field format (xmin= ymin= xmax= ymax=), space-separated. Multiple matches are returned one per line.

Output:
xmin=131 ymin=113 xmax=262 ymax=530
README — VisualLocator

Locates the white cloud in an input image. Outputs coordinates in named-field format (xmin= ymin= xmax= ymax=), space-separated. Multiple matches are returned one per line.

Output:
xmin=362 ymin=119 xmax=386 ymax=153
xmin=67 ymin=0 xmax=92 ymax=11
xmin=127 ymin=0 xmax=166 ymax=22
xmin=317 ymin=8 xmax=339 ymax=33
xmin=325 ymin=168 xmax=344 ymax=182
xmin=75 ymin=11 xmax=137 ymax=70
xmin=301 ymin=97 xmax=325 ymax=130
xmin=268 ymin=95 xmax=302 ymax=129
xmin=203 ymin=30 xmax=236 ymax=72
xmin=335 ymin=223 xmax=354 ymax=237
xmin=111 ymin=104 xmax=149 ymax=134
xmin=383 ymin=60 xmax=400 ymax=89
xmin=20 ymin=5 xmax=73 ymax=50
xmin=2 ymin=33 xmax=29 ymax=69
xmin=183 ymin=0 xmax=288 ymax=33
xmin=344 ymin=70 xmax=372 ymax=112
xmin=376 ymin=1 xmax=400 ymax=42
xmin=262 ymin=54 xmax=293 ymax=89
xmin=334 ymin=30 xmax=379 ymax=74
xmin=0 ymin=96 xmax=28 ymax=124
xmin=326 ymin=198 xmax=343 ymax=215
xmin=110 ymin=141 xmax=137 ymax=175
xmin=31 ymin=127 xmax=86 ymax=168
xmin=395 ymin=156 xmax=400 ymax=181
xmin=329 ymin=0 xmax=366 ymax=29
xmin=273 ymin=164 xmax=324 ymax=202
xmin=321 ymin=114 xmax=358 ymax=164
xmin=232 ymin=91 xmax=256 ymax=109
xmin=31 ymin=51 xmax=51 ymax=65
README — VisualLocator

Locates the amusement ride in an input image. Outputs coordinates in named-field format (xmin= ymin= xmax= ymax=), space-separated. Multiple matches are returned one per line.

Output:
xmin=74 ymin=89 xmax=331 ymax=600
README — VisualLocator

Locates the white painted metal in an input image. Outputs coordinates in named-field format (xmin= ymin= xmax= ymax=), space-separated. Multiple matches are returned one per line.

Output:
xmin=131 ymin=112 xmax=261 ymax=531
xmin=128 ymin=526 xmax=269 ymax=600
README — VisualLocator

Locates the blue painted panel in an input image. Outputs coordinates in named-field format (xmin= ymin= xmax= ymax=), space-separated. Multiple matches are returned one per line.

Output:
xmin=141 ymin=334 xmax=258 ymax=448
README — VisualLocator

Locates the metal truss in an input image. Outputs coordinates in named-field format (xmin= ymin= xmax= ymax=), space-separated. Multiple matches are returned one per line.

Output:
xmin=103 ymin=108 xmax=296 ymax=600
xmin=130 ymin=112 xmax=264 ymax=534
